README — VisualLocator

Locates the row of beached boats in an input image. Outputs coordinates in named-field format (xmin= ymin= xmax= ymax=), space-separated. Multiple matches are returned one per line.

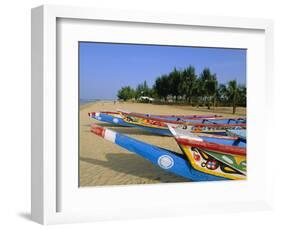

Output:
xmin=88 ymin=110 xmax=246 ymax=182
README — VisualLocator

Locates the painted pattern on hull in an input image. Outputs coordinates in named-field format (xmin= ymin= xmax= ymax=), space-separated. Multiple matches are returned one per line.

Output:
xmin=121 ymin=114 xmax=245 ymax=136
xmin=123 ymin=115 xmax=168 ymax=129
xmin=204 ymin=149 xmax=246 ymax=174
xmin=180 ymin=145 xmax=246 ymax=180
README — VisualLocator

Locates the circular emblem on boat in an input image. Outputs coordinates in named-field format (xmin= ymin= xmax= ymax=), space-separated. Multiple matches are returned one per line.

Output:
xmin=113 ymin=118 xmax=119 ymax=123
xmin=158 ymin=155 xmax=174 ymax=169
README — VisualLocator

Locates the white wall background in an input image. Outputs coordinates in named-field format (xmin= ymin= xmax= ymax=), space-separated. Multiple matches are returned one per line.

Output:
xmin=0 ymin=0 xmax=280 ymax=229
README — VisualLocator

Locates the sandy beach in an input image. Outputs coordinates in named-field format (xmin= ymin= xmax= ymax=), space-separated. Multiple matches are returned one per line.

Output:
xmin=79 ymin=101 xmax=246 ymax=187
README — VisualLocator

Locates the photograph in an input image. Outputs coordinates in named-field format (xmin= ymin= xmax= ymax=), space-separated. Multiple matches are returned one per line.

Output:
xmin=79 ymin=42 xmax=247 ymax=187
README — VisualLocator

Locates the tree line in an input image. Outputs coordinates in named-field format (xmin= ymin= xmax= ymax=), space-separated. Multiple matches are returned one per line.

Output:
xmin=117 ymin=66 xmax=246 ymax=114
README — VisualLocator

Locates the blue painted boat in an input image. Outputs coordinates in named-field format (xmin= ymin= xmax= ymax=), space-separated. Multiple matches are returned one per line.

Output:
xmin=92 ymin=111 xmax=223 ymax=120
xmin=227 ymin=129 xmax=246 ymax=140
xmin=120 ymin=111 xmax=246 ymax=125
xmin=89 ymin=111 xmax=172 ymax=135
xmin=168 ymin=125 xmax=246 ymax=180
xmin=91 ymin=124 xmax=226 ymax=181
xmin=88 ymin=112 xmax=133 ymax=127
xmin=119 ymin=112 xmax=246 ymax=136
xmin=89 ymin=111 xmax=246 ymax=137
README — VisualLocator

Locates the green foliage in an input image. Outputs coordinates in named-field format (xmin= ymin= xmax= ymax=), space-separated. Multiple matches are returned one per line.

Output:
xmin=197 ymin=68 xmax=218 ymax=109
xmin=216 ymin=84 xmax=228 ymax=105
xmin=168 ymin=68 xmax=182 ymax=101
xmin=153 ymin=74 xmax=170 ymax=100
xmin=116 ymin=66 xmax=246 ymax=113
xmin=117 ymin=86 xmax=135 ymax=101
xmin=227 ymin=80 xmax=238 ymax=114
xmin=237 ymin=85 xmax=246 ymax=107
xmin=135 ymin=80 xmax=152 ymax=98
xmin=179 ymin=66 xmax=197 ymax=103
xmin=215 ymin=80 xmax=246 ymax=114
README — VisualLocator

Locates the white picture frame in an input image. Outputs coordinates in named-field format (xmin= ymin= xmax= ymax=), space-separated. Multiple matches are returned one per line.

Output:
xmin=31 ymin=5 xmax=274 ymax=225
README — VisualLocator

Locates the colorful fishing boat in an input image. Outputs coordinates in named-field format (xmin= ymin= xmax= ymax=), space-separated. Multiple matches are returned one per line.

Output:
xmin=123 ymin=112 xmax=245 ymax=124
xmin=120 ymin=110 xmax=246 ymax=124
xmin=119 ymin=112 xmax=246 ymax=136
xmin=88 ymin=110 xmax=226 ymax=127
xmin=89 ymin=111 xmax=223 ymax=120
xmin=125 ymin=112 xmax=224 ymax=121
xmin=168 ymin=125 xmax=246 ymax=180
xmin=89 ymin=111 xmax=246 ymax=136
xmin=90 ymin=124 xmax=227 ymax=181
xmin=88 ymin=111 xmax=133 ymax=127
xmin=226 ymin=129 xmax=246 ymax=140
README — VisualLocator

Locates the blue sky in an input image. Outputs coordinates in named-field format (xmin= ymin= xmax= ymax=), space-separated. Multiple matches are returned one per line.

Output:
xmin=79 ymin=42 xmax=246 ymax=100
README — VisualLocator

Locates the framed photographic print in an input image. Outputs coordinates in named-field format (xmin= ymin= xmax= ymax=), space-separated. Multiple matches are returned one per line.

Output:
xmin=31 ymin=5 xmax=274 ymax=224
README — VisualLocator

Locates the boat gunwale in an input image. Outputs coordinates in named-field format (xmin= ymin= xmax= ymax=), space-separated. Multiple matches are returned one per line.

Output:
xmin=120 ymin=111 xmax=246 ymax=127
xmin=89 ymin=111 xmax=225 ymax=119
xmin=176 ymin=137 xmax=246 ymax=156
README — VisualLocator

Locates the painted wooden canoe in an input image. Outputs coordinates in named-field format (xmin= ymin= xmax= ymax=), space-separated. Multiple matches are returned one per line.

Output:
xmin=89 ymin=111 xmax=246 ymax=137
xmin=227 ymin=129 xmax=246 ymax=140
xmin=119 ymin=110 xmax=246 ymax=124
xmin=88 ymin=112 xmax=133 ymax=127
xmin=91 ymin=110 xmax=223 ymax=120
xmin=89 ymin=112 xmax=230 ymax=136
xmin=168 ymin=125 xmax=246 ymax=180
xmin=119 ymin=112 xmax=246 ymax=136
xmin=90 ymin=124 xmax=226 ymax=181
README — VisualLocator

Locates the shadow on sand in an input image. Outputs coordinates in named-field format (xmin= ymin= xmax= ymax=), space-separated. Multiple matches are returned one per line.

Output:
xmin=80 ymin=153 xmax=187 ymax=183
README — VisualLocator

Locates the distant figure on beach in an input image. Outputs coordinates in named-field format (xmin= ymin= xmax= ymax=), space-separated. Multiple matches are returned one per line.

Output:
xmin=114 ymin=100 xmax=116 ymax=104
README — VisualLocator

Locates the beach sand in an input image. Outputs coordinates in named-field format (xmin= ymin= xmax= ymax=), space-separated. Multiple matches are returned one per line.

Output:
xmin=79 ymin=101 xmax=246 ymax=187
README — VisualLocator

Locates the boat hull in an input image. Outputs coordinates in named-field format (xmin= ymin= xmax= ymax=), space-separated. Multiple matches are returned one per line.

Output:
xmin=121 ymin=113 xmax=245 ymax=136
xmin=91 ymin=124 xmax=226 ymax=181
xmin=180 ymin=144 xmax=246 ymax=180
xmin=89 ymin=112 xmax=133 ymax=127
xmin=168 ymin=125 xmax=246 ymax=180
xmin=89 ymin=111 xmax=246 ymax=137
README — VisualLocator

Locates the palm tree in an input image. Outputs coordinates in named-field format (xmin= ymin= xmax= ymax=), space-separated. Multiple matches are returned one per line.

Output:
xmin=192 ymin=78 xmax=203 ymax=107
xmin=198 ymin=68 xmax=218 ymax=109
xmin=168 ymin=68 xmax=181 ymax=101
xmin=227 ymin=80 xmax=238 ymax=114
xmin=136 ymin=80 xmax=151 ymax=99
xmin=237 ymin=85 xmax=246 ymax=107
xmin=216 ymin=83 xmax=228 ymax=106
xmin=179 ymin=66 xmax=197 ymax=104
xmin=153 ymin=75 xmax=170 ymax=101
